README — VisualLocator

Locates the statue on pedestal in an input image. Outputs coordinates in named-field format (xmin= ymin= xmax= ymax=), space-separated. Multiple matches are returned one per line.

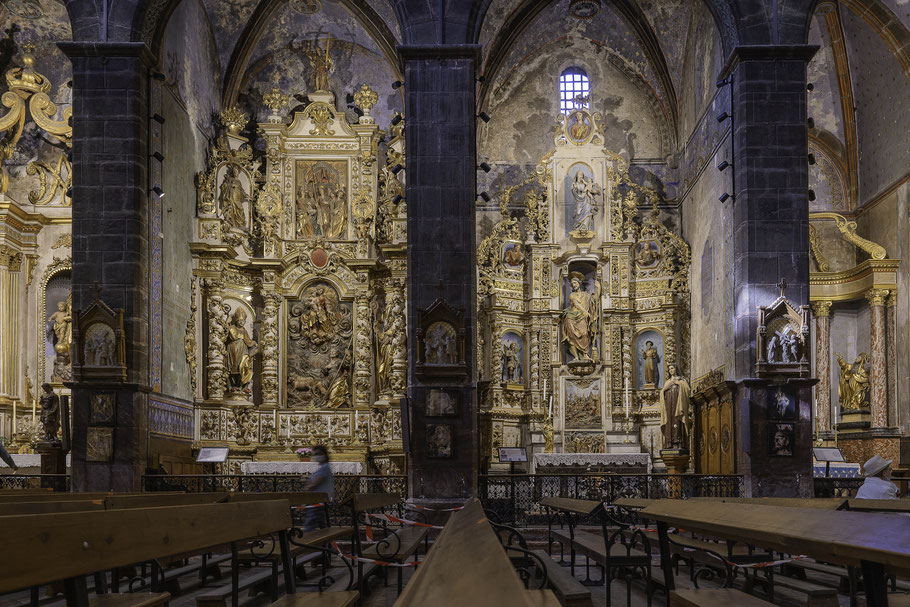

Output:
xmin=225 ymin=307 xmax=258 ymax=394
xmin=836 ymin=352 xmax=870 ymax=411
xmin=39 ymin=383 xmax=60 ymax=442
xmin=659 ymin=364 xmax=691 ymax=449
xmin=562 ymin=272 xmax=600 ymax=362
xmin=48 ymin=295 xmax=72 ymax=381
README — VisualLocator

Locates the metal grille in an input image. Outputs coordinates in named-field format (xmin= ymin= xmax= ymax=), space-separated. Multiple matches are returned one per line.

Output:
xmin=0 ymin=474 xmax=69 ymax=491
xmin=478 ymin=473 xmax=744 ymax=526
xmin=559 ymin=68 xmax=590 ymax=113
xmin=813 ymin=476 xmax=863 ymax=498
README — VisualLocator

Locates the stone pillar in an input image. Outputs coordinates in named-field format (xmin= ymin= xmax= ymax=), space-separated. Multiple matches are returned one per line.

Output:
xmin=0 ymin=246 xmax=21 ymax=401
xmin=811 ymin=301 xmax=832 ymax=433
xmin=60 ymin=42 xmax=154 ymax=491
xmin=886 ymin=291 xmax=897 ymax=427
xmin=725 ymin=45 xmax=817 ymax=497
xmin=867 ymin=289 xmax=888 ymax=428
xmin=402 ymin=45 xmax=480 ymax=501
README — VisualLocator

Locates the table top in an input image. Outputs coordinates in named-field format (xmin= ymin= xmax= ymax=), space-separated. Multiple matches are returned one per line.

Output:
xmin=394 ymin=499 xmax=535 ymax=607
xmin=687 ymin=497 xmax=848 ymax=509
xmin=847 ymin=499 xmax=910 ymax=513
xmin=641 ymin=500 xmax=910 ymax=575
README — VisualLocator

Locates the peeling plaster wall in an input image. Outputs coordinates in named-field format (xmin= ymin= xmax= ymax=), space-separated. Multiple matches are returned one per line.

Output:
xmin=159 ymin=0 xmax=223 ymax=401
xmin=682 ymin=137 xmax=733 ymax=382
xmin=677 ymin=0 xmax=724 ymax=144
xmin=843 ymin=8 xmax=910 ymax=203
xmin=807 ymin=15 xmax=846 ymax=146
xmin=810 ymin=220 xmax=857 ymax=271
xmin=236 ymin=1 xmax=402 ymax=129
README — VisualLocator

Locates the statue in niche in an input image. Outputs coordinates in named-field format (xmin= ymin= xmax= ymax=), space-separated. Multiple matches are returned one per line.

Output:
xmin=225 ymin=307 xmax=258 ymax=394
xmin=39 ymin=383 xmax=60 ymax=442
xmin=297 ymin=161 xmax=347 ymax=239
xmin=220 ymin=165 xmax=248 ymax=229
xmin=659 ymin=364 xmax=691 ymax=449
xmin=836 ymin=352 xmax=870 ymax=411
xmin=304 ymin=36 xmax=334 ymax=92
xmin=424 ymin=322 xmax=457 ymax=365
xmin=502 ymin=340 xmax=522 ymax=383
xmin=642 ymin=340 xmax=658 ymax=387
xmin=561 ymin=271 xmax=601 ymax=362
xmin=570 ymin=170 xmax=601 ymax=232
xmin=48 ymin=295 xmax=72 ymax=381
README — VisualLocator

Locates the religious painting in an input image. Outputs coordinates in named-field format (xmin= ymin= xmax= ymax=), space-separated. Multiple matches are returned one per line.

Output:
xmin=286 ymin=282 xmax=353 ymax=409
xmin=564 ymin=379 xmax=602 ymax=429
xmin=634 ymin=330 xmax=664 ymax=389
xmin=295 ymin=159 xmax=348 ymax=239
xmin=501 ymin=332 xmax=524 ymax=384
xmin=563 ymin=163 xmax=602 ymax=235
xmin=768 ymin=386 xmax=796 ymax=420
xmin=561 ymin=262 xmax=601 ymax=363
xmin=427 ymin=424 xmax=452 ymax=458
xmin=86 ymin=427 xmax=114 ymax=462
xmin=635 ymin=241 xmax=660 ymax=268
xmin=217 ymin=162 xmax=252 ymax=231
xmin=44 ymin=272 xmax=72 ymax=384
xmin=426 ymin=389 xmax=457 ymax=417
xmin=566 ymin=431 xmax=605 ymax=453
xmin=423 ymin=321 xmax=457 ymax=365
xmin=769 ymin=422 xmax=794 ymax=457
xmin=89 ymin=392 xmax=115 ymax=425
xmin=502 ymin=241 xmax=525 ymax=270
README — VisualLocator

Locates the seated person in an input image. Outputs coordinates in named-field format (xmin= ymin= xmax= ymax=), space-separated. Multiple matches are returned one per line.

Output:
xmin=856 ymin=455 xmax=898 ymax=499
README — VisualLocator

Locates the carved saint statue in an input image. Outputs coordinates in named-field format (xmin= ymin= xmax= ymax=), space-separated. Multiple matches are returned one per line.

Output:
xmin=424 ymin=322 xmax=457 ymax=365
xmin=220 ymin=165 xmax=248 ymax=229
xmin=225 ymin=307 xmax=258 ymax=393
xmin=836 ymin=352 xmax=870 ymax=411
xmin=502 ymin=341 xmax=521 ymax=383
xmin=48 ymin=298 xmax=72 ymax=357
xmin=561 ymin=271 xmax=601 ymax=362
xmin=642 ymin=340 xmax=658 ymax=386
xmin=305 ymin=37 xmax=334 ymax=92
xmin=543 ymin=418 xmax=554 ymax=453
xmin=659 ymin=364 xmax=691 ymax=449
xmin=39 ymin=383 xmax=60 ymax=442
xmin=570 ymin=170 xmax=601 ymax=232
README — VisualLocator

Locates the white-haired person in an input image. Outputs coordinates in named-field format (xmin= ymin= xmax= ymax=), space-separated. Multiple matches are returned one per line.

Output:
xmin=855 ymin=455 xmax=899 ymax=499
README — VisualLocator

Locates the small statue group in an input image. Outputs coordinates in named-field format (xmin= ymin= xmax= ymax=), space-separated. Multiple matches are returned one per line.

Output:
xmin=424 ymin=323 xmax=457 ymax=365
xmin=766 ymin=329 xmax=801 ymax=363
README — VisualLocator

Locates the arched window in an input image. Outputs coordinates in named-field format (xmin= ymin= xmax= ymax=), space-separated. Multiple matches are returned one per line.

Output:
xmin=559 ymin=67 xmax=590 ymax=113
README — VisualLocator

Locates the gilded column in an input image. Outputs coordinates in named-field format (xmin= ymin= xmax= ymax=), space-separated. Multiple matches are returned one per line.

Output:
xmin=0 ymin=246 xmax=21 ymax=400
xmin=886 ymin=291 xmax=897 ymax=427
xmin=205 ymin=277 xmax=228 ymax=399
xmin=353 ymin=277 xmax=373 ymax=408
xmin=867 ymin=289 xmax=889 ymax=428
xmin=811 ymin=301 xmax=832 ymax=432
xmin=260 ymin=291 xmax=281 ymax=409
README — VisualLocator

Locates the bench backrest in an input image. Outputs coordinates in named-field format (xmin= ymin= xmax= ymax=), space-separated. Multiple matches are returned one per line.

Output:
xmin=394 ymin=499 xmax=534 ymax=607
xmin=227 ymin=491 xmax=327 ymax=507
xmin=103 ymin=492 xmax=229 ymax=509
xmin=540 ymin=496 xmax=604 ymax=516
xmin=0 ymin=499 xmax=105 ymax=516
xmin=0 ymin=491 xmax=185 ymax=503
xmin=0 ymin=499 xmax=292 ymax=593
xmin=612 ymin=498 xmax=654 ymax=509
xmin=352 ymin=492 xmax=399 ymax=513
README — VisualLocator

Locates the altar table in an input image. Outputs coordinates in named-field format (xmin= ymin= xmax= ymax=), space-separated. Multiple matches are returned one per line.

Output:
xmin=532 ymin=452 xmax=651 ymax=473
xmin=239 ymin=460 xmax=363 ymax=475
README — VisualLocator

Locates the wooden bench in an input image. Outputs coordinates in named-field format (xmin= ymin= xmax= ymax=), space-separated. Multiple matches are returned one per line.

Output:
xmin=347 ymin=493 xmax=428 ymax=595
xmin=0 ymin=499 xmax=295 ymax=607
xmin=687 ymin=497 xmax=849 ymax=510
xmin=541 ymin=496 xmax=653 ymax=604
xmin=773 ymin=575 xmax=839 ymax=607
xmin=668 ymin=588 xmax=773 ymax=606
xmin=529 ymin=549 xmax=593 ymax=607
xmin=642 ymin=499 xmax=910 ymax=607
xmin=846 ymin=499 xmax=910 ymax=514
xmin=394 ymin=499 xmax=547 ymax=607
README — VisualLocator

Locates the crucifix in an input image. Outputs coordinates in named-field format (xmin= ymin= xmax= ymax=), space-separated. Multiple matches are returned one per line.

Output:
xmin=777 ymin=278 xmax=788 ymax=298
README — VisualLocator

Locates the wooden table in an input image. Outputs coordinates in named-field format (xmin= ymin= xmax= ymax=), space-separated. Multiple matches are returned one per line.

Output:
xmin=394 ymin=498 xmax=536 ymax=607
xmin=642 ymin=499 xmax=910 ymax=606
xmin=687 ymin=496 xmax=848 ymax=509
xmin=846 ymin=498 xmax=910 ymax=513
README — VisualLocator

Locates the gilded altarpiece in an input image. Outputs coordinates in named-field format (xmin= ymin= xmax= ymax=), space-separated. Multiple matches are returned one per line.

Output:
xmin=190 ymin=79 xmax=407 ymax=473
xmin=478 ymin=107 xmax=690 ymax=469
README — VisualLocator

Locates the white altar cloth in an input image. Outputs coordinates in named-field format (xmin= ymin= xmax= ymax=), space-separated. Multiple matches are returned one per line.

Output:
xmin=0 ymin=454 xmax=72 ymax=468
xmin=532 ymin=453 xmax=651 ymax=473
xmin=240 ymin=461 xmax=362 ymax=475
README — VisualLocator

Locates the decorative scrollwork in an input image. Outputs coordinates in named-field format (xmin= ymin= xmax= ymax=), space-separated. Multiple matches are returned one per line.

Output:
xmin=811 ymin=212 xmax=887 ymax=260
xmin=808 ymin=223 xmax=830 ymax=272
xmin=27 ymin=153 xmax=71 ymax=205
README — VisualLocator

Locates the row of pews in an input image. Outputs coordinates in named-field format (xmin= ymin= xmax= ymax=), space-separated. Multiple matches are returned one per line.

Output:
xmin=537 ymin=495 xmax=910 ymax=607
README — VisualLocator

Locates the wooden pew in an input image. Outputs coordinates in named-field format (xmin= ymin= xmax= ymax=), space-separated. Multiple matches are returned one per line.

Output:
xmin=103 ymin=493 xmax=229 ymax=509
xmin=540 ymin=496 xmax=653 ymax=603
xmin=0 ymin=491 xmax=185 ymax=503
xmin=0 ymin=499 xmax=104 ymax=515
xmin=342 ymin=493 xmax=428 ymax=595
xmin=687 ymin=497 xmax=849 ymax=510
xmin=394 ymin=499 xmax=538 ymax=607
xmin=0 ymin=500 xmax=296 ymax=607
xmin=846 ymin=499 xmax=910 ymax=514
xmin=641 ymin=499 xmax=910 ymax=607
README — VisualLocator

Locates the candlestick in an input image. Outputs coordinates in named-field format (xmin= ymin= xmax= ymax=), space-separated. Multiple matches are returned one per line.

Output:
xmin=31 ymin=396 xmax=36 ymax=424
xmin=11 ymin=399 xmax=16 ymax=440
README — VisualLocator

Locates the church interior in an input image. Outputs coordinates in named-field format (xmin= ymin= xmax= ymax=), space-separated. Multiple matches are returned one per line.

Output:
xmin=1 ymin=0 xmax=909 ymax=605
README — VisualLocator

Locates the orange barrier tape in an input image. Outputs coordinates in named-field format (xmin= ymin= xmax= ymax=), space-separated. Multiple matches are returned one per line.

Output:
xmin=331 ymin=541 xmax=421 ymax=568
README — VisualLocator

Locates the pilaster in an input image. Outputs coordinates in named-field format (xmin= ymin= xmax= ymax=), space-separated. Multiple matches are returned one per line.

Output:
xmin=811 ymin=300 xmax=832 ymax=433
xmin=866 ymin=289 xmax=888 ymax=428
